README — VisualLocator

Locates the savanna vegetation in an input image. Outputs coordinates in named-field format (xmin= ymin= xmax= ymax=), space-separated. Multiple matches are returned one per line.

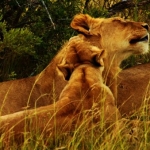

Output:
xmin=0 ymin=0 xmax=150 ymax=149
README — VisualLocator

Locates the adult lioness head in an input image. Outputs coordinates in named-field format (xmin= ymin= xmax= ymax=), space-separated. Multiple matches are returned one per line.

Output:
xmin=71 ymin=14 xmax=149 ymax=57
xmin=71 ymin=14 xmax=149 ymax=97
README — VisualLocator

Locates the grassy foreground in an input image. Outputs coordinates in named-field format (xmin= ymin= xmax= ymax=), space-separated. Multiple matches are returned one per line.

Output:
xmin=0 ymin=102 xmax=150 ymax=150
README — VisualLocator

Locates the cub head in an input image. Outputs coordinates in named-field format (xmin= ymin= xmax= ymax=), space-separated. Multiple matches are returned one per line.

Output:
xmin=58 ymin=48 xmax=105 ymax=81
xmin=71 ymin=14 xmax=149 ymax=65
xmin=64 ymin=39 xmax=105 ymax=67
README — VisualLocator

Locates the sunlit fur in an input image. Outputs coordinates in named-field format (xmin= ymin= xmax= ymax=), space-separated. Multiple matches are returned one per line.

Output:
xmin=71 ymin=14 xmax=149 ymax=99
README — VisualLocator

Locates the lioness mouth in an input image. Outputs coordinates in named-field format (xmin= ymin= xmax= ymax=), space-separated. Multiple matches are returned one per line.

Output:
xmin=130 ymin=35 xmax=148 ymax=44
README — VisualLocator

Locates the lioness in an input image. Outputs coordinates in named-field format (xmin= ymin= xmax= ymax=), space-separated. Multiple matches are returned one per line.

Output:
xmin=71 ymin=14 xmax=149 ymax=99
xmin=0 ymin=14 xmax=149 ymax=115
xmin=117 ymin=63 xmax=150 ymax=116
xmin=0 ymin=61 xmax=120 ymax=142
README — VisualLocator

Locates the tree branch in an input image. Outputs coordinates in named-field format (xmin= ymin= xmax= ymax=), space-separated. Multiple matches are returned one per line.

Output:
xmin=40 ymin=0 xmax=55 ymax=29
xmin=108 ymin=0 xmax=150 ymax=16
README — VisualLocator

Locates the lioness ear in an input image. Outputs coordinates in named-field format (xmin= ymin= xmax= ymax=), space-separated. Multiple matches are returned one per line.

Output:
xmin=57 ymin=64 xmax=74 ymax=81
xmin=70 ymin=14 xmax=102 ymax=36
xmin=92 ymin=49 xmax=105 ymax=66
xmin=70 ymin=14 xmax=91 ymax=35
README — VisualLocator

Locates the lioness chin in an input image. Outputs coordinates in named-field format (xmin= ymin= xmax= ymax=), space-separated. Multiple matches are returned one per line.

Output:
xmin=0 ymin=14 xmax=149 ymax=115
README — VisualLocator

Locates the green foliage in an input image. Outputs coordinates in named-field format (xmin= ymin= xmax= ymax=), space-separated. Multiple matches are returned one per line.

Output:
xmin=0 ymin=0 xmax=83 ymax=80
xmin=0 ymin=20 xmax=42 ymax=80
xmin=0 ymin=21 xmax=41 ymax=55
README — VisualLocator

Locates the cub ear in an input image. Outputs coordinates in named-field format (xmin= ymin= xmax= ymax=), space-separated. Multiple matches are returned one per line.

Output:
xmin=92 ymin=49 xmax=105 ymax=66
xmin=70 ymin=14 xmax=103 ymax=36
xmin=57 ymin=64 xmax=74 ymax=81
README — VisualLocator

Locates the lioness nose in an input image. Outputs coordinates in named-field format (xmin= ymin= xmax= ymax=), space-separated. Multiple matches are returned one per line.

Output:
xmin=142 ymin=23 xmax=149 ymax=31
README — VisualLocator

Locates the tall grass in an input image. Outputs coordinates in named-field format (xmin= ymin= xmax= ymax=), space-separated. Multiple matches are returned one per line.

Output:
xmin=0 ymin=96 xmax=150 ymax=150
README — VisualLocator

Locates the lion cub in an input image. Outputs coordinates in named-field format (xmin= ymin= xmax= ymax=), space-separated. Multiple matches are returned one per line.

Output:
xmin=58 ymin=38 xmax=104 ymax=78
xmin=57 ymin=63 xmax=121 ymax=128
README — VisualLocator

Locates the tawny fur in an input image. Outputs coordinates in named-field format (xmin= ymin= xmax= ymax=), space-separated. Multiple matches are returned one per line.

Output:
xmin=117 ymin=63 xmax=150 ymax=116
xmin=0 ymin=14 xmax=149 ymax=115
xmin=0 ymin=63 xmax=120 ymax=142
xmin=71 ymin=14 xmax=149 ymax=100
xmin=0 ymin=39 xmax=103 ymax=115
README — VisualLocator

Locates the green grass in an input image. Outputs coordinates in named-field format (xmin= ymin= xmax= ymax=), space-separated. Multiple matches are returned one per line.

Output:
xmin=121 ymin=52 xmax=150 ymax=69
